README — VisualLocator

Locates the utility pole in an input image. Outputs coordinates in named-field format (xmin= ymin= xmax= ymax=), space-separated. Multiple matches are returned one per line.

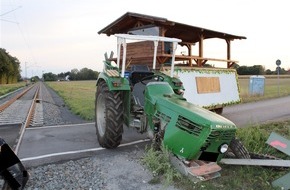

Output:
xmin=25 ymin=62 xmax=28 ymax=86
xmin=42 ymin=70 xmax=45 ymax=82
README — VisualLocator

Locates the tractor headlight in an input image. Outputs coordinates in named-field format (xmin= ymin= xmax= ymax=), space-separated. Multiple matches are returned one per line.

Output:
xmin=219 ymin=144 xmax=229 ymax=153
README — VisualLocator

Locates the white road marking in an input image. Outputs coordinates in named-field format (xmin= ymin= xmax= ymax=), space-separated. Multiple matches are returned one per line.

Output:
xmin=20 ymin=139 xmax=150 ymax=162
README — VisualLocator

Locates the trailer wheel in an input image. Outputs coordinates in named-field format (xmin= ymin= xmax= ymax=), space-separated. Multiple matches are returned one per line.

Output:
xmin=227 ymin=137 xmax=251 ymax=159
xmin=95 ymin=81 xmax=123 ymax=148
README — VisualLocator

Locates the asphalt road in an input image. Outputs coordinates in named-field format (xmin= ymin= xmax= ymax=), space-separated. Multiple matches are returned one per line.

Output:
xmin=18 ymin=96 xmax=290 ymax=167
xmin=222 ymin=95 xmax=290 ymax=127
xmin=0 ymin=123 xmax=22 ymax=146
xmin=18 ymin=123 xmax=149 ymax=167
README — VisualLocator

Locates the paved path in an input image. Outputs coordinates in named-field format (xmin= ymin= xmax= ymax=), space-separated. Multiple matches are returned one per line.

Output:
xmin=222 ymin=95 xmax=290 ymax=127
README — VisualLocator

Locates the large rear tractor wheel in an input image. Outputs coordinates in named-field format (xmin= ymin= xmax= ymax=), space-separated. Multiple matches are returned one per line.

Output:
xmin=95 ymin=81 xmax=124 ymax=148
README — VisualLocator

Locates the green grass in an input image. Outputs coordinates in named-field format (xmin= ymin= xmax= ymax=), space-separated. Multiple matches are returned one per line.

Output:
xmin=142 ymin=144 xmax=182 ymax=187
xmin=0 ymin=82 xmax=26 ymax=96
xmin=239 ymin=77 xmax=290 ymax=103
xmin=237 ymin=121 xmax=290 ymax=157
xmin=45 ymin=81 xmax=96 ymax=120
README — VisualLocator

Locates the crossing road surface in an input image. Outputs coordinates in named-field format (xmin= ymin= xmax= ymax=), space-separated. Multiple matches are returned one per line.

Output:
xmin=18 ymin=96 xmax=290 ymax=167
xmin=18 ymin=123 xmax=148 ymax=167
xmin=222 ymin=95 xmax=290 ymax=127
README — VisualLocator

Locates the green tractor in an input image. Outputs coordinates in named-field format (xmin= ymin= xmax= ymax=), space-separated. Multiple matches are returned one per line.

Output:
xmin=95 ymin=34 xmax=247 ymax=180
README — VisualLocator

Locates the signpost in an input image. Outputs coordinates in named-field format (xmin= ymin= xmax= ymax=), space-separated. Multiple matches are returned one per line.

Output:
xmin=276 ymin=59 xmax=281 ymax=96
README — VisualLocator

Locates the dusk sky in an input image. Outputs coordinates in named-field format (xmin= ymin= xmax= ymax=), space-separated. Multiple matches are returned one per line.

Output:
xmin=1 ymin=0 xmax=289 ymax=78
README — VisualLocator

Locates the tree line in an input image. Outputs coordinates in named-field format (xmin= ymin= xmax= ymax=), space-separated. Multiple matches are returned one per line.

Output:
xmin=0 ymin=48 xmax=21 ymax=84
xmin=236 ymin=65 xmax=290 ymax=75
xmin=1 ymin=48 xmax=289 ymax=83
xmin=43 ymin=68 xmax=99 ymax=81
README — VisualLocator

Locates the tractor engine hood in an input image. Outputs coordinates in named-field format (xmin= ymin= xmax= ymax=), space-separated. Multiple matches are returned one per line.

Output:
xmin=144 ymin=82 xmax=235 ymax=128
xmin=144 ymin=82 xmax=236 ymax=160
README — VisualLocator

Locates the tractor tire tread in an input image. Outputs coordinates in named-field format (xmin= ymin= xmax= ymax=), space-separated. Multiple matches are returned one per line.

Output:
xmin=228 ymin=137 xmax=251 ymax=159
xmin=95 ymin=81 xmax=123 ymax=149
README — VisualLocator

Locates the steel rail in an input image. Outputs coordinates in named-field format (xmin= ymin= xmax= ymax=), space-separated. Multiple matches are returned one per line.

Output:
xmin=0 ymin=85 xmax=35 ymax=112
xmin=14 ymin=83 xmax=40 ymax=155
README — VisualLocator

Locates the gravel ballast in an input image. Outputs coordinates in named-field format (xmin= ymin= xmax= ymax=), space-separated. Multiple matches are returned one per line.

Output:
xmin=24 ymin=147 xmax=178 ymax=190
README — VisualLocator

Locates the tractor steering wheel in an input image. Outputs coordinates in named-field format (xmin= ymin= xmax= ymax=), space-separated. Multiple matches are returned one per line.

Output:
xmin=139 ymin=75 xmax=164 ymax=85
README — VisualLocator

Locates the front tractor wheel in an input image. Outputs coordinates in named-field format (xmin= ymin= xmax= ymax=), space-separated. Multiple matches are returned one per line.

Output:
xmin=95 ymin=81 xmax=124 ymax=148
xmin=226 ymin=137 xmax=251 ymax=159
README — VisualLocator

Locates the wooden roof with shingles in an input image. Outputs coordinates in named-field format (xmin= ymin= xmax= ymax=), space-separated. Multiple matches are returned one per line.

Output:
xmin=98 ymin=12 xmax=246 ymax=43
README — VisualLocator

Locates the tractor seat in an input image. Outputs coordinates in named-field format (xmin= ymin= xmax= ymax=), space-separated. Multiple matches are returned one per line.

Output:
xmin=132 ymin=82 xmax=146 ymax=107
xmin=130 ymin=65 xmax=154 ymax=107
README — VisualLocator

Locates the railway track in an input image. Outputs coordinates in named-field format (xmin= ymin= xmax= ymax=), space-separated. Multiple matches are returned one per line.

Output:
xmin=0 ymin=83 xmax=43 ymax=189
xmin=0 ymin=81 xmax=86 ymax=155
xmin=0 ymin=83 xmax=41 ymax=153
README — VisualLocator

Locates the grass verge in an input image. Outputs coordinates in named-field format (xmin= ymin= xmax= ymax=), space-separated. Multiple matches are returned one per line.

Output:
xmin=142 ymin=144 xmax=182 ymax=187
xmin=142 ymin=121 xmax=290 ymax=190
xmin=239 ymin=77 xmax=290 ymax=103
xmin=0 ymin=82 xmax=26 ymax=96
xmin=45 ymin=81 xmax=96 ymax=120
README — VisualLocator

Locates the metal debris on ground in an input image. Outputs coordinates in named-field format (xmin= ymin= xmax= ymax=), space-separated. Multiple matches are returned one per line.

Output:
xmin=266 ymin=132 xmax=290 ymax=155
xmin=170 ymin=155 xmax=221 ymax=182
xmin=221 ymin=132 xmax=290 ymax=190
xmin=267 ymin=132 xmax=290 ymax=190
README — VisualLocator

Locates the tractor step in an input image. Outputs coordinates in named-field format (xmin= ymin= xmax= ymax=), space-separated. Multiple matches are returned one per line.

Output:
xmin=170 ymin=155 xmax=221 ymax=182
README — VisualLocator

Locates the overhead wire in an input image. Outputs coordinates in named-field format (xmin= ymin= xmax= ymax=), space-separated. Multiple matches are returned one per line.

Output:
xmin=1 ymin=0 xmax=39 ymax=77
xmin=0 ymin=6 xmax=21 ymax=16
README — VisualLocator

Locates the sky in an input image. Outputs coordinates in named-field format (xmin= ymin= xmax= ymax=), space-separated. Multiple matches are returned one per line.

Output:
xmin=1 ymin=0 xmax=290 ymax=78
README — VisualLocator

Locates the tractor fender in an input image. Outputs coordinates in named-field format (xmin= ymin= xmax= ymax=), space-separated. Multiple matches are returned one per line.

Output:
xmin=96 ymin=72 xmax=130 ymax=91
